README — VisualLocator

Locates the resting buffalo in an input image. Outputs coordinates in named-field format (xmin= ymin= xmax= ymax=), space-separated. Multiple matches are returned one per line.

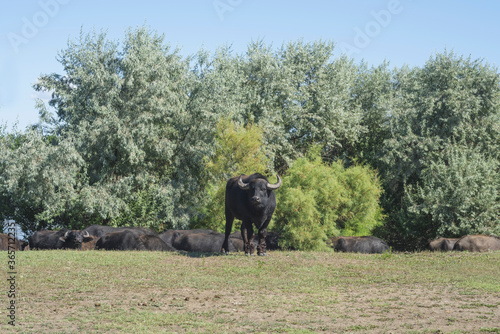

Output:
xmin=428 ymin=237 xmax=459 ymax=251
xmin=159 ymin=229 xmax=215 ymax=247
xmin=222 ymin=173 xmax=281 ymax=256
xmin=328 ymin=236 xmax=389 ymax=254
xmin=81 ymin=235 xmax=100 ymax=251
xmin=453 ymin=235 xmax=500 ymax=252
xmin=29 ymin=229 xmax=93 ymax=250
xmin=0 ymin=233 xmax=28 ymax=251
xmin=159 ymin=229 xmax=241 ymax=253
xmin=229 ymin=231 xmax=281 ymax=251
xmin=159 ymin=229 xmax=180 ymax=248
xmin=140 ymin=234 xmax=176 ymax=251
xmin=95 ymin=230 xmax=174 ymax=251
xmin=173 ymin=230 xmax=225 ymax=253
xmin=83 ymin=224 xmax=157 ymax=238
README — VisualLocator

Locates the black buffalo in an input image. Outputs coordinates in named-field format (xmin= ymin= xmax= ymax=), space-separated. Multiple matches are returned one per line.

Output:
xmin=173 ymin=230 xmax=225 ymax=253
xmin=83 ymin=224 xmax=157 ymax=238
xmin=0 ymin=233 xmax=28 ymax=251
xmin=229 ymin=231 xmax=281 ymax=251
xmin=140 ymin=234 xmax=176 ymax=251
xmin=160 ymin=229 xmax=242 ymax=253
xmin=81 ymin=235 xmax=100 ymax=251
xmin=159 ymin=229 xmax=216 ymax=248
xmin=95 ymin=230 xmax=174 ymax=251
xmin=453 ymin=235 xmax=500 ymax=252
xmin=221 ymin=173 xmax=281 ymax=256
xmin=28 ymin=229 xmax=93 ymax=250
xmin=428 ymin=237 xmax=459 ymax=251
xmin=328 ymin=236 xmax=389 ymax=254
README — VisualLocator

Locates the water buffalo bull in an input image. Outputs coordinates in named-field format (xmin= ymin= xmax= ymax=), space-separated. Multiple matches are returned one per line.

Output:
xmin=221 ymin=173 xmax=281 ymax=256
xmin=28 ymin=229 xmax=93 ymax=250
xmin=453 ymin=235 xmax=500 ymax=252
xmin=328 ymin=236 xmax=390 ymax=254
xmin=95 ymin=230 xmax=174 ymax=251
xmin=428 ymin=237 xmax=459 ymax=251
xmin=0 ymin=233 xmax=28 ymax=251
xmin=83 ymin=224 xmax=157 ymax=238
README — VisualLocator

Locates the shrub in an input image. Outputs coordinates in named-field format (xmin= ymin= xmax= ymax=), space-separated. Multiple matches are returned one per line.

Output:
xmin=273 ymin=147 xmax=384 ymax=250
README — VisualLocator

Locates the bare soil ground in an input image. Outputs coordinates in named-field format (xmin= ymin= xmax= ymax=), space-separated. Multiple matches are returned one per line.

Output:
xmin=3 ymin=250 xmax=500 ymax=333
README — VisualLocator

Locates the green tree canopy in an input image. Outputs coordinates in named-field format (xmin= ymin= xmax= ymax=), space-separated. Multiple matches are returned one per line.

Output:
xmin=405 ymin=145 xmax=500 ymax=241
xmin=31 ymin=26 xmax=217 ymax=230
xmin=0 ymin=128 xmax=85 ymax=232
xmin=377 ymin=51 xmax=500 ymax=249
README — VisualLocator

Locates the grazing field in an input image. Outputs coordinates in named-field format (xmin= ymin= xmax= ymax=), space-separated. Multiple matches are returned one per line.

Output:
xmin=3 ymin=250 xmax=500 ymax=333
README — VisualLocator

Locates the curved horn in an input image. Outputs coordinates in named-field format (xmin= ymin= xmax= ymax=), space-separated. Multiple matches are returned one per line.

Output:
xmin=82 ymin=231 xmax=90 ymax=238
xmin=237 ymin=175 xmax=250 ymax=190
xmin=266 ymin=175 xmax=282 ymax=190
xmin=59 ymin=230 xmax=70 ymax=242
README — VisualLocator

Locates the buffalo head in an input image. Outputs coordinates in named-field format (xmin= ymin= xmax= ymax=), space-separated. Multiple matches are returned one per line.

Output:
xmin=59 ymin=230 xmax=91 ymax=249
xmin=237 ymin=175 xmax=281 ymax=209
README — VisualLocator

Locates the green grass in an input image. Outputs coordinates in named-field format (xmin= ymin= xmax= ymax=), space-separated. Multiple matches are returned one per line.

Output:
xmin=3 ymin=250 xmax=500 ymax=333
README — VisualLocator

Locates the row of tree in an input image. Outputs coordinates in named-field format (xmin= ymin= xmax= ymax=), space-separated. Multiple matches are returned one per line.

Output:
xmin=1 ymin=26 xmax=499 ymax=250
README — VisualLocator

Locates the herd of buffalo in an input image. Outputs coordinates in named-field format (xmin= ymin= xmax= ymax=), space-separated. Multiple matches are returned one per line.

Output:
xmin=1 ymin=228 xmax=500 ymax=254
xmin=0 ymin=226 xmax=280 ymax=253
xmin=2 ymin=174 xmax=500 ymax=254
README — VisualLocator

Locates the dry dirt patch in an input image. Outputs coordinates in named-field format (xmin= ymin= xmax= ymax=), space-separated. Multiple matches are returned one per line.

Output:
xmin=4 ymin=250 xmax=500 ymax=333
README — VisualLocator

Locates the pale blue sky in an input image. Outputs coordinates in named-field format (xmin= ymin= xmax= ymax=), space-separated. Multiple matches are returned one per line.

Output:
xmin=1 ymin=0 xmax=500 ymax=130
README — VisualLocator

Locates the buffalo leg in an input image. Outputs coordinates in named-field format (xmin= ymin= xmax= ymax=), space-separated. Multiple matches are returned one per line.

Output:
xmin=257 ymin=228 xmax=267 ymax=256
xmin=257 ymin=217 xmax=272 ymax=255
xmin=222 ymin=211 xmax=234 ymax=255
xmin=241 ymin=222 xmax=255 ymax=255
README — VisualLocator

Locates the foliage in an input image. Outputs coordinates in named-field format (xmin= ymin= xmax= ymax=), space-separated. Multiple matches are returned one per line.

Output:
xmin=240 ymin=41 xmax=365 ymax=169
xmin=274 ymin=146 xmax=384 ymax=250
xmin=0 ymin=129 xmax=85 ymax=233
xmin=1 ymin=26 xmax=499 ymax=249
xmin=352 ymin=61 xmax=393 ymax=164
xmin=404 ymin=145 xmax=500 ymax=241
xmin=30 ymin=26 xmax=217 ymax=230
xmin=339 ymin=163 xmax=385 ymax=236
xmin=193 ymin=119 xmax=270 ymax=232
xmin=376 ymin=51 xmax=500 ymax=249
